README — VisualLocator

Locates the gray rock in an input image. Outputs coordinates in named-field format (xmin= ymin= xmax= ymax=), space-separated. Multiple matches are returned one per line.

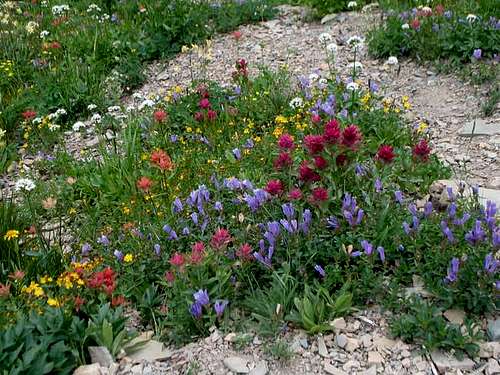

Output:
xmin=443 ymin=309 xmax=465 ymax=325
xmin=460 ymin=119 xmax=499 ymax=136
xmin=324 ymin=362 xmax=347 ymax=375
xmin=487 ymin=319 xmax=500 ymax=341
xmin=249 ymin=361 xmax=268 ymax=375
xmin=330 ymin=317 xmax=347 ymax=330
xmin=479 ymin=341 xmax=500 ymax=358
xmin=360 ymin=366 xmax=377 ymax=375
xmin=318 ymin=337 xmax=329 ymax=357
xmin=430 ymin=350 xmax=475 ymax=372
xmin=223 ymin=356 xmax=250 ymax=374
xmin=88 ymin=346 xmax=114 ymax=367
xmin=367 ymin=351 xmax=384 ymax=366
xmin=335 ymin=334 xmax=348 ymax=349
xmin=487 ymin=358 xmax=500 ymax=375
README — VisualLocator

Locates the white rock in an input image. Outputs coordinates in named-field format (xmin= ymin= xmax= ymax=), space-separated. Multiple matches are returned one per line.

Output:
xmin=223 ymin=356 xmax=250 ymax=374
xmin=324 ymin=362 xmax=348 ymax=375
xmin=73 ymin=364 xmax=103 ymax=375
xmin=345 ymin=338 xmax=360 ymax=352
xmin=359 ymin=366 xmax=377 ymax=375
xmin=372 ymin=336 xmax=397 ymax=351
xmin=487 ymin=359 xmax=500 ymax=375
xmin=430 ymin=350 xmax=475 ymax=372
xmin=330 ymin=317 xmax=347 ymax=330
xmin=479 ymin=341 xmax=500 ymax=358
xmin=127 ymin=340 xmax=172 ymax=362
xmin=367 ymin=351 xmax=384 ymax=366
xmin=249 ymin=361 xmax=268 ymax=375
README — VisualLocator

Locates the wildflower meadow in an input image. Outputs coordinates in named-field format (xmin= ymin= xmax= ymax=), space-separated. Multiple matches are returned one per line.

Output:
xmin=0 ymin=1 xmax=498 ymax=374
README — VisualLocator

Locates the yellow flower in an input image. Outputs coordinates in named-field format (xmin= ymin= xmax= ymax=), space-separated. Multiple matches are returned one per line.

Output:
xmin=417 ymin=122 xmax=428 ymax=134
xmin=40 ymin=276 xmax=53 ymax=284
xmin=68 ymin=208 xmax=77 ymax=215
xmin=47 ymin=298 xmax=61 ymax=307
xmin=275 ymin=115 xmax=287 ymax=125
xmin=273 ymin=126 xmax=284 ymax=138
xmin=122 ymin=206 xmax=131 ymax=215
xmin=4 ymin=229 xmax=19 ymax=241
xmin=124 ymin=254 xmax=133 ymax=263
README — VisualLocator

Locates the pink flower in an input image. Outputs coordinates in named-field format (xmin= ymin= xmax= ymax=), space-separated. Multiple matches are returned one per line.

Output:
xmin=265 ymin=179 xmax=284 ymax=195
xmin=411 ymin=18 xmax=421 ymax=30
xmin=298 ymin=162 xmax=321 ymax=183
xmin=304 ymin=134 xmax=325 ymax=155
xmin=233 ymin=31 xmax=242 ymax=40
xmin=278 ymin=134 xmax=295 ymax=149
xmin=273 ymin=152 xmax=293 ymax=170
xmin=288 ymin=188 xmax=303 ymax=200
xmin=341 ymin=125 xmax=362 ymax=149
xmin=211 ymin=228 xmax=232 ymax=249
xmin=199 ymin=98 xmax=211 ymax=109
xmin=153 ymin=110 xmax=167 ymax=123
xmin=192 ymin=242 xmax=205 ymax=253
xmin=314 ymin=156 xmax=328 ymax=170
xmin=137 ymin=176 xmax=153 ymax=192
xmin=311 ymin=114 xmax=321 ymax=124
xmin=207 ymin=109 xmax=217 ymax=121
xmin=376 ymin=145 xmax=395 ymax=163
xmin=170 ymin=252 xmax=185 ymax=267
xmin=323 ymin=119 xmax=341 ymax=144
xmin=413 ymin=139 xmax=431 ymax=161
xmin=165 ymin=270 xmax=175 ymax=282
xmin=236 ymin=243 xmax=253 ymax=260
xmin=310 ymin=187 xmax=328 ymax=203
xmin=194 ymin=111 xmax=204 ymax=122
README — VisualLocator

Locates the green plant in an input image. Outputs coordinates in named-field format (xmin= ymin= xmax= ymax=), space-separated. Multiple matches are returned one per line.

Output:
xmin=287 ymin=284 xmax=352 ymax=334
xmin=390 ymin=297 xmax=482 ymax=358
xmin=265 ymin=339 xmax=294 ymax=361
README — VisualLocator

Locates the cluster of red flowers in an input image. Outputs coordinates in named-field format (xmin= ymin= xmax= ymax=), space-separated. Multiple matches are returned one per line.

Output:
xmin=153 ymin=109 xmax=167 ymax=123
xmin=413 ymin=139 xmax=431 ymax=161
xmin=376 ymin=145 xmax=395 ymax=163
xmin=193 ymin=86 xmax=217 ymax=122
xmin=236 ymin=243 xmax=253 ymax=261
xmin=191 ymin=242 xmax=205 ymax=264
xmin=232 ymin=58 xmax=248 ymax=80
xmin=137 ymin=176 xmax=153 ymax=192
xmin=211 ymin=228 xmax=232 ymax=249
xmin=88 ymin=267 xmax=116 ymax=296
xmin=22 ymin=110 xmax=37 ymax=121
xmin=150 ymin=149 xmax=174 ymax=171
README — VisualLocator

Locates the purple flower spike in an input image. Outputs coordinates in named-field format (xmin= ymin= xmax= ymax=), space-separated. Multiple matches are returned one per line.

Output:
xmin=444 ymin=258 xmax=460 ymax=284
xmin=193 ymin=289 xmax=210 ymax=306
xmin=214 ymin=300 xmax=229 ymax=317
xmin=282 ymin=203 xmax=295 ymax=220
xmin=81 ymin=243 xmax=91 ymax=256
xmin=374 ymin=179 xmax=383 ymax=193
xmin=377 ymin=246 xmax=385 ymax=262
xmin=113 ymin=250 xmax=124 ymax=261
xmin=97 ymin=235 xmax=110 ymax=246
xmin=172 ymin=197 xmax=183 ymax=213
xmin=440 ymin=221 xmax=455 ymax=244
xmin=190 ymin=302 xmax=203 ymax=319
xmin=394 ymin=191 xmax=403 ymax=204
xmin=232 ymin=148 xmax=241 ymax=160
xmin=465 ymin=220 xmax=486 ymax=245
xmin=447 ymin=187 xmax=455 ymax=201
xmin=314 ymin=264 xmax=326 ymax=277
xmin=361 ymin=240 xmax=373 ymax=255
xmin=424 ymin=201 xmax=433 ymax=217
xmin=473 ymin=49 xmax=482 ymax=60
xmin=483 ymin=253 xmax=499 ymax=274
xmin=351 ymin=251 xmax=362 ymax=257
xmin=154 ymin=243 xmax=161 ymax=256
xmin=327 ymin=216 xmax=339 ymax=230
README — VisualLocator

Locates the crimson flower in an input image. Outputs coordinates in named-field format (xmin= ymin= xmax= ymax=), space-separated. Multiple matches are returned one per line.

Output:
xmin=288 ymin=188 xmax=303 ymax=200
xmin=236 ymin=243 xmax=253 ymax=261
xmin=194 ymin=112 xmax=204 ymax=122
xmin=413 ymin=139 xmax=431 ymax=161
xmin=411 ymin=18 xmax=421 ymax=30
xmin=278 ymin=134 xmax=295 ymax=149
xmin=207 ymin=109 xmax=217 ymax=121
xmin=314 ymin=156 xmax=328 ymax=170
xmin=22 ymin=110 xmax=37 ymax=121
xmin=170 ymin=252 xmax=185 ymax=267
xmin=265 ymin=179 xmax=284 ymax=195
xmin=199 ymin=98 xmax=211 ymax=109
xmin=298 ymin=162 xmax=321 ymax=183
xmin=304 ymin=134 xmax=325 ymax=155
xmin=376 ymin=144 xmax=395 ymax=163
xmin=341 ymin=125 xmax=362 ymax=148
xmin=273 ymin=152 xmax=293 ymax=170
xmin=311 ymin=187 xmax=328 ymax=203
xmin=324 ymin=119 xmax=341 ymax=144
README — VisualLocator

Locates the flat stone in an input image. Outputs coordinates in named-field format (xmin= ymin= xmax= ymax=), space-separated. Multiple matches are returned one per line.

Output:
xmin=89 ymin=346 xmax=114 ymax=367
xmin=345 ymin=338 xmax=360 ymax=352
xmin=223 ymin=356 xmax=250 ymax=374
xmin=249 ymin=361 xmax=268 ymax=375
xmin=127 ymin=340 xmax=172 ymax=362
xmin=443 ymin=309 xmax=465 ymax=325
xmin=360 ymin=366 xmax=377 ymax=375
xmin=335 ymin=334 xmax=348 ymax=349
xmin=487 ymin=319 xmax=500 ymax=341
xmin=487 ymin=359 xmax=500 ymax=375
xmin=330 ymin=317 xmax=347 ymax=330
xmin=367 ymin=351 xmax=384 ymax=366
xmin=73 ymin=364 xmax=102 ymax=375
xmin=479 ymin=341 xmax=500 ymax=358
xmin=430 ymin=350 xmax=475 ymax=372
xmin=372 ymin=336 xmax=397 ymax=350
xmin=324 ymin=362 xmax=347 ymax=375
xmin=318 ymin=337 xmax=329 ymax=357
xmin=460 ymin=118 xmax=499 ymax=136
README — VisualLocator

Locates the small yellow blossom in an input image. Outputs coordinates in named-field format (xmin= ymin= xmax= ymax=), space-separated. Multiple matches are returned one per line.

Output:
xmin=68 ymin=208 xmax=77 ymax=215
xmin=417 ymin=122 xmax=428 ymax=134
xmin=124 ymin=254 xmax=134 ymax=263
xmin=47 ymin=298 xmax=61 ymax=307
xmin=4 ymin=229 xmax=19 ymax=241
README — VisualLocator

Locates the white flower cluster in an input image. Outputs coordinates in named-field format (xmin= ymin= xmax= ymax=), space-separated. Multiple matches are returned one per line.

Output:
xmin=318 ymin=33 xmax=332 ymax=44
xmin=15 ymin=178 xmax=36 ymax=192
xmin=289 ymin=97 xmax=304 ymax=109
xmin=72 ymin=121 xmax=86 ymax=132
xmin=87 ymin=104 xmax=98 ymax=111
xmin=466 ymin=14 xmax=477 ymax=22
xmin=138 ymin=99 xmax=155 ymax=110
xmin=402 ymin=23 xmax=409 ymax=30
xmin=52 ymin=4 xmax=70 ymax=16
xmin=87 ymin=4 xmax=101 ymax=13
xmin=346 ymin=82 xmax=359 ymax=91
xmin=348 ymin=62 xmax=363 ymax=73
xmin=326 ymin=42 xmax=338 ymax=55
xmin=346 ymin=35 xmax=365 ymax=51
xmin=40 ymin=30 xmax=50 ymax=39
xmin=387 ymin=56 xmax=399 ymax=65
xmin=25 ymin=21 xmax=38 ymax=34
xmin=347 ymin=1 xmax=357 ymax=9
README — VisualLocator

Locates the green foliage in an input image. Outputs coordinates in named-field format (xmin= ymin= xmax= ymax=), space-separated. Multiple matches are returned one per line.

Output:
xmin=298 ymin=0 xmax=368 ymax=17
xmin=287 ymin=285 xmax=352 ymax=334
xmin=390 ymin=297 xmax=482 ymax=357
xmin=264 ymin=339 xmax=294 ymax=361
